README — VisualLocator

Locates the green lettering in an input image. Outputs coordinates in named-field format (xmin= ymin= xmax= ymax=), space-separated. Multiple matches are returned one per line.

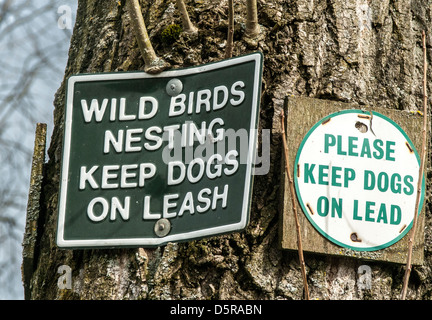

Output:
xmin=390 ymin=173 xmax=402 ymax=194
xmin=324 ymin=134 xmax=336 ymax=154
xmin=390 ymin=205 xmax=401 ymax=225
xmin=318 ymin=165 xmax=329 ymax=185
xmin=376 ymin=203 xmax=388 ymax=224
xmin=304 ymin=163 xmax=316 ymax=184
xmin=337 ymin=135 xmax=347 ymax=155
xmin=344 ymin=168 xmax=356 ymax=188
xmin=331 ymin=198 xmax=343 ymax=218
xmin=360 ymin=138 xmax=372 ymax=158
xmin=377 ymin=172 xmax=389 ymax=192
xmin=348 ymin=136 xmax=358 ymax=156
xmin=353 ymin=200 xmax=362 ymax=221
xmin=386 ymin=141 xmax=396 ymax=161
xmin=365 ymin=201 xmax=375 ymax=222
xmin=403 ymin=175 xmax=414 ymax=195
xmin=364 ymin=170 xmax=375 ymax=190
xmin=372 ymin=139 xmax=384 ymax=159
xmin=317 ymin=196 xmax=329 ymax=217
xmin=331 ymin=166 xmax=342 ymax=187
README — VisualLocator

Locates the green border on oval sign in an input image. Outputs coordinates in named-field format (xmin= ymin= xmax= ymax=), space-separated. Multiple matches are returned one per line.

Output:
xmin=293 ymin=109 xmax=425 ymax=252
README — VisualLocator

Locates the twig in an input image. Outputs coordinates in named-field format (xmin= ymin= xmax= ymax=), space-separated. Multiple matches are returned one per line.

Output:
xmin=126 ymin=0 xmax=168 ymax=74
xmin=225 ymin=0 xmax=234 ymax=59
xmin=244 ymin=0 xmax=260 ymax=39
xmin=280 ymin=109 xmax=310 ymax=300
xmin=176 ymin=0 xmax=198 ymax=35
xmin=400 ymin=30 xmax=428 ymax=300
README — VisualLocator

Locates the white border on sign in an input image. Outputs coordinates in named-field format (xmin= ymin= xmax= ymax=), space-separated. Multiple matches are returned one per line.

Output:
xmin=56 ymin=52 xmax=263 ymax=248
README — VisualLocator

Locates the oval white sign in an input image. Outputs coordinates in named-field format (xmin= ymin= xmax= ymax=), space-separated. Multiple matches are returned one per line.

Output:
xmin=294 ymin=110 xmax=424 ymax=251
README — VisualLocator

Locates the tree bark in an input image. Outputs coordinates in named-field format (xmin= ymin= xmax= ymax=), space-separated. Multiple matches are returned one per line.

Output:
xmin=25 ymin=0 xmax=431 ymax=300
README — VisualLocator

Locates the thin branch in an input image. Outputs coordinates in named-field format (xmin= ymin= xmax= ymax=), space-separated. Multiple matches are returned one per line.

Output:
xmin=176 ymin=0 xmax=197 ymax=35
xmin=400 ymin=30 xmax=428 ymax=300
xmin=0 ymin=2 xmax=55 ymax=42
xmin=244 ymin=0 xmax=260 ymax=39
xmin=0 ymin=64 xmax=41 ymax=127
xmin=0 ymin=0 xmax=13 ymax=27
xmin=225 ymin=0 xmax=234 ymax=59
xmin=280 ymin=109 xmax=310 ymax=300
xmin=126 ymin=0 xmax=168 ymax=74
xmin=0 ymin=216 xmax=17 ymax=227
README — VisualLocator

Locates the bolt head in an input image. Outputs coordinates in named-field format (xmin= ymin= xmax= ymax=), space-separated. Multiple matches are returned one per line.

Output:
xmin=154 ymin=218 xmax=171 ymax=237
xmin=166 ymin=78 xmax=183 ymax=96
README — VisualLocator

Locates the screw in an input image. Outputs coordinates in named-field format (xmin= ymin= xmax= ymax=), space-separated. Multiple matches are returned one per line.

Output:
xmin=166 ymin=79 xmax=183 ymax=96
xmin=154 ymin=218 xmax=171 ymax=237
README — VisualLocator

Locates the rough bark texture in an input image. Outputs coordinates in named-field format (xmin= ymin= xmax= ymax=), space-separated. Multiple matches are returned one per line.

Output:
xmin=26 ymin=0 xmax=432 ymax=300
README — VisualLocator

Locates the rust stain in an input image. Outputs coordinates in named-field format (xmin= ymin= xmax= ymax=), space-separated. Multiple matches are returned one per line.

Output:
xmin=358 ymin=114 xmax=371 ymax=120
xmin=321 ymin=118 xmax=331 ymax=125
xmin=306 ymin=203 xmax=314 ymax=215
xmin=350 ymin=232 xmax=362 ymax=242
xmin=405 ymin=142 xmax=413 ymax=153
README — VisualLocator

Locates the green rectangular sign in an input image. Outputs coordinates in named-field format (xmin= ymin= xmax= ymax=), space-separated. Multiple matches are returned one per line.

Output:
xmin=56 ymin=52 xmax=263 ymax=248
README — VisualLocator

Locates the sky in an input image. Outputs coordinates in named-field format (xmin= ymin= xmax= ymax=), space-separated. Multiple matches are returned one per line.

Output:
xmin=0 ymin=0 xmax=77 ymax=300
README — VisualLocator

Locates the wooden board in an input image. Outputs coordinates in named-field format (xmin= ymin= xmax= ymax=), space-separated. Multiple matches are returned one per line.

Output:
xmin=280 ymin=96 xmax=426 ymax=265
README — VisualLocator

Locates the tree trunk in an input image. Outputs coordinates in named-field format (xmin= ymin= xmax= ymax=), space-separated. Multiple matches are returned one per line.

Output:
xmin=25 ymin=0 xmax=432 ymax=300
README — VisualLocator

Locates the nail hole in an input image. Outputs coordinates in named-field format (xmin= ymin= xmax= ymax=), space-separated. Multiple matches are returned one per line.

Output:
xmin=355 ymin=121 xmax=368 ymax=133
xmin=350 ymin=232 xmax=362 ymax=242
